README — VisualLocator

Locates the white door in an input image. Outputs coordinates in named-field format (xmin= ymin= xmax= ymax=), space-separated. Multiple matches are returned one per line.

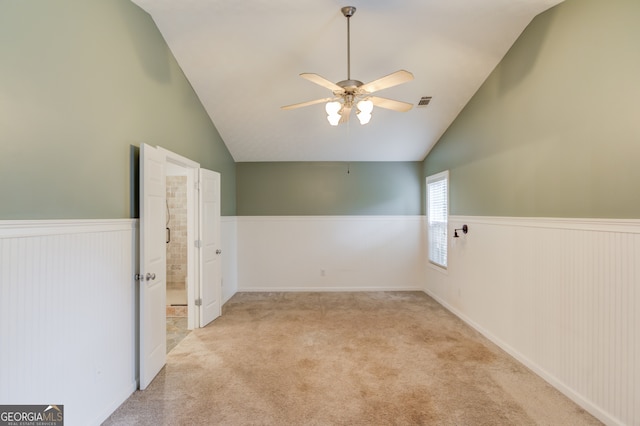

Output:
xmin=139 ymin=143 xmax=167 ymax=390
xmin=199 ymin=169 xmax=221 ymax=327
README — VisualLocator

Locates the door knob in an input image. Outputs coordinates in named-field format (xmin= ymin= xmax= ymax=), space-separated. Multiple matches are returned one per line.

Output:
xmin=216 ymin=249 xmax=222 ymax=255
xmin=146 ymin=272 xmax=156 ymax=281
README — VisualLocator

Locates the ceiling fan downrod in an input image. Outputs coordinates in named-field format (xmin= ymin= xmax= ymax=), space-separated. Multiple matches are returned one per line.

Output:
xmin=341 ymin=6 xmax=356 ymax=81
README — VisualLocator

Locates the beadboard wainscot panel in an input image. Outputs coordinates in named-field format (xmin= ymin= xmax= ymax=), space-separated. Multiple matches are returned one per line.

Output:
xmin=426 ymin=216 xmax=639 ymax=426
xmin=0 ymin=219 xmax=138 ymax=426
xmin=237 ymin=216 xmax=426 ymax=292
xmin=221 ymin=217 xmax=238 ymax=303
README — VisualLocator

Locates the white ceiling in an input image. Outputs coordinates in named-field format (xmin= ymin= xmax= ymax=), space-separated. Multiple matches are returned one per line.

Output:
xmin=131 ymin=0 xmax=563 ymax=162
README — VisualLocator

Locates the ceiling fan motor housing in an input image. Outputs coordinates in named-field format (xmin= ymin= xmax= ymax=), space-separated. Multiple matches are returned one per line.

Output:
xmin=341 ymin=6 xmax=356 ymax=18
xmin=335 ymin=79 xmax=364 ymax=93
xmin=335 ymin=79 xmax=366 ymax=107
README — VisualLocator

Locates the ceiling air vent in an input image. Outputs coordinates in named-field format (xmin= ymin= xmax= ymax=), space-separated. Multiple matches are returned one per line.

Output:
xmin=417 ymin=96 xmax=432 ymax=107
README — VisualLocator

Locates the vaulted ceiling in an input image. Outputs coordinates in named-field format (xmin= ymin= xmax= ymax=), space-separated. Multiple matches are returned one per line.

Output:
xmin=131 ymin=0 xmax=564 ymax=162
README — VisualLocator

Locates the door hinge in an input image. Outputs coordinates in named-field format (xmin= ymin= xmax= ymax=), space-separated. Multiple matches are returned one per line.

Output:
xmin=195 ymin=298 xmax=202 ymax=306
xmin=195 ymin=239 xmax=202 ymax=248
xmin=194 ymin=181 xmax=200 ymax=191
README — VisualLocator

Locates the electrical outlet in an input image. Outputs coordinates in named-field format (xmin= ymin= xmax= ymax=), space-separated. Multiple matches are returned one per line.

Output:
xmin=320 ymin=269 xmax=326 ymax=277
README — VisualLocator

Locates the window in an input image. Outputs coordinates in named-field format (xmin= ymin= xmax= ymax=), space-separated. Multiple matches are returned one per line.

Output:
xmin=427 ymin=171 xmax=448 ymax=268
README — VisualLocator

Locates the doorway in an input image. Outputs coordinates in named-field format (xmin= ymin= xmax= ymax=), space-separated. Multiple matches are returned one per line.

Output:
xmin=161 ymin=149 xmax=199 ymax=332
xmin=139 ymin=143 xmax=222 ymax=389
xmin=165 ymin=162 xmax=190 ymax=352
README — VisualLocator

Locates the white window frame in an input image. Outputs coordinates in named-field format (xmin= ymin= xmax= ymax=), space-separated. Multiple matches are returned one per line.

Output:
xmin=426 ymin=171 xmax=449 ymax=269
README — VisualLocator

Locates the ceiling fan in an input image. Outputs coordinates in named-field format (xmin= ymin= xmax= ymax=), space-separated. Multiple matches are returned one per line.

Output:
xmin=281 ymin=6 xmax=414 ymax=126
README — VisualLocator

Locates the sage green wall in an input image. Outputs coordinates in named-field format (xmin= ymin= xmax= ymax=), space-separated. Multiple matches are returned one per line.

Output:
xmin=0 ymin=0 xmax=236 ymax=219
xmin=237 ymin=162 xmax=422 ymax=215
xmin=423 ymin=0 xmax=640 ymax=218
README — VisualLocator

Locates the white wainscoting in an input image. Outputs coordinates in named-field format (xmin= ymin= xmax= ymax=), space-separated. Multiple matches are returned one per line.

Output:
xmin=221 ymin=217 xmax=238 ymax=303
xmin=427 ymin=216 xmax=640 ymax=426
xmin=0 ymin=220 xmax=137 ymax=426
xmin=237 ymin=216 xmax=426 ymax=292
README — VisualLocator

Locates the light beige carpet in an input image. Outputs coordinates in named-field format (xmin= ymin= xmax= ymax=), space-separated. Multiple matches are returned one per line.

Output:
xmin=104 ymin=292 xmax=600 ymax=425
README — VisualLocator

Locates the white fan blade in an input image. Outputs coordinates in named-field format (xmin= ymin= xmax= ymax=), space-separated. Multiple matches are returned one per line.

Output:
xmin=369 ymin=96 xmax=413 ymax=112
xmin=300 ymin=73 xmax=344 ymax=93
xmin=360 ymin=70 xmax=414 ymax=94
xmin=281 ymin=97 xmax=337 ymax=110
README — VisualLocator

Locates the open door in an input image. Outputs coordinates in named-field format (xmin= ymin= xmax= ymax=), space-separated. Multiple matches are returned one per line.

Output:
xmin=199 ymin=169 xmax=222 ymax=327
xmin=139 ymin=143 xmax=167 ymax=389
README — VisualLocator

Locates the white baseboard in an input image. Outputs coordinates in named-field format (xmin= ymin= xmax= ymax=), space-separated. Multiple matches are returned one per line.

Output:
xmin=238 ymin=286 xmax=425 ymax=293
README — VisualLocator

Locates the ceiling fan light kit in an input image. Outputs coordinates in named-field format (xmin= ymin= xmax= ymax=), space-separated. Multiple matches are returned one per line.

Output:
xmin=282 ymin=6 xmax=414 ymax=126
xmin=326 ymin=101 xmax=342 ymax=125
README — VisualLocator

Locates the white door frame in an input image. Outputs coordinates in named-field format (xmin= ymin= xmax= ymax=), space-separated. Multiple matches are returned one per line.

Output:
xmin=158 ymin=147 xmax=200 ymax=330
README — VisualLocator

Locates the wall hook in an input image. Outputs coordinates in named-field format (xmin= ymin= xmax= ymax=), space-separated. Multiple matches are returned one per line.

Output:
xmin=454 ymin=224 xmax=468 ymax=238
